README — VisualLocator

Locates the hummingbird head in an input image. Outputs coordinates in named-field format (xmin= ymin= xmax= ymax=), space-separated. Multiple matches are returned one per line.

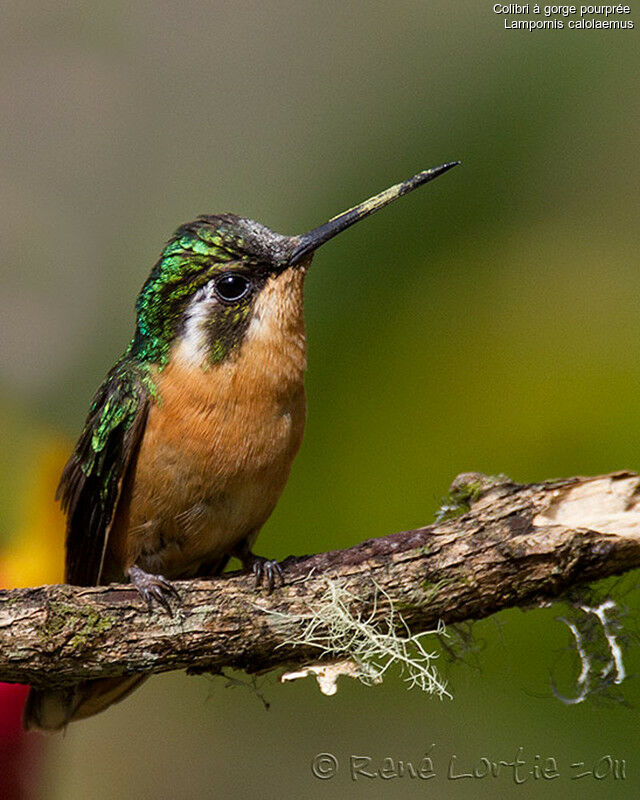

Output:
xmin=130 ymin=162 xmax=459 ymax=368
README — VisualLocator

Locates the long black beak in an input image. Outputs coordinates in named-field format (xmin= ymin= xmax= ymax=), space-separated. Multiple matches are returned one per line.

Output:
xmin=289 ymin=161 xmax=460 ymax=265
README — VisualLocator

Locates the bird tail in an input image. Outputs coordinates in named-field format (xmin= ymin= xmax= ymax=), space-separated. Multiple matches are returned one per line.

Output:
xmin=23 ymin=675 xmax=147 ymax=732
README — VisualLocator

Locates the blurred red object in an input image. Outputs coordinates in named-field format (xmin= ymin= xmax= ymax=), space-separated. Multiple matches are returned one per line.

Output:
xmin=0 ymin=683 xmax=30 ymax=740
xmin=0 ymin=683 xmax=40 ymax=799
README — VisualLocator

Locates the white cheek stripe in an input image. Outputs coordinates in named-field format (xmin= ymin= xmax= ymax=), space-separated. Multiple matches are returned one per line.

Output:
xmin=176 ymin=280 xmax=216 ymax=365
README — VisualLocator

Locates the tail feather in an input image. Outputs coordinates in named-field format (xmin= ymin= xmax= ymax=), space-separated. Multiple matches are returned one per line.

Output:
xmin=23 ymin=675 xmax=147 ymax=732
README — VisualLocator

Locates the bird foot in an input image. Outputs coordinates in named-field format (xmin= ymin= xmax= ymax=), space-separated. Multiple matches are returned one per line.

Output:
xmin=242 ymin=554 xmax=284 ymax=593
xmin=128 ymin=565 xmax=179 ymax=615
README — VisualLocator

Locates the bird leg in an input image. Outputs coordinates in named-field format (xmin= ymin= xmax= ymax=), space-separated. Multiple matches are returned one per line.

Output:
xmin=127 ymin=565 xmax=179 ymax=614
xmin=233 ymin=540 xmax=284 ymax=593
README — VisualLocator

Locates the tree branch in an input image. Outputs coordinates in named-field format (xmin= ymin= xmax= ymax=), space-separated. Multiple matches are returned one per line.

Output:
xmin=2 ymin=471 xmax=640 ymax=689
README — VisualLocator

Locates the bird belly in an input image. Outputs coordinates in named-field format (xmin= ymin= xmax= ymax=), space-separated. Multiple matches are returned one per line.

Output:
xmin=107 ymin=358 xmax=306 ymax=580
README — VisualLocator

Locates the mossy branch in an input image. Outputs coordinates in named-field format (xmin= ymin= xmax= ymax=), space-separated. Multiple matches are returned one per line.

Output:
xmin=2 ymin=471 xmax=640 ymax=689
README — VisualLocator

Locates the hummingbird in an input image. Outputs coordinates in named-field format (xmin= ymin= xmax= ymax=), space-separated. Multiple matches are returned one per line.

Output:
xmin=23 ymin=162 xmax=459 ymax=731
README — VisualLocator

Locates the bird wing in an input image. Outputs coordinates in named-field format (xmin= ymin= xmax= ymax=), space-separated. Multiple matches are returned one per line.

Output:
xmin=57 ymin=361 xmax=153 ymax=586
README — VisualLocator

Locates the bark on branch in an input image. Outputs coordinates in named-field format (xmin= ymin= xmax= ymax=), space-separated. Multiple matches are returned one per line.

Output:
xmin=2 ymin=471 xmax=640 ymax=689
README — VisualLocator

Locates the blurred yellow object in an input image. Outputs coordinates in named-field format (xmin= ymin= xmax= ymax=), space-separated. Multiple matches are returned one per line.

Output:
xmin=1 ymin=438 xmax=68 ymax=588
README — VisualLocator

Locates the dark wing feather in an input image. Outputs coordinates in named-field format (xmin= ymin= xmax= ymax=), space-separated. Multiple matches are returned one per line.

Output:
xmin=58 ymin=361 xmax=152 ymax=586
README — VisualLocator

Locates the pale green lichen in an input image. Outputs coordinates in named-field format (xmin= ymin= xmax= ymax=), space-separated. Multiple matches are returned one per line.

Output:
xmin=43 ymin=601 xmax=114 ymax=651
xmin=419 ymin=577 xmax=451 ymax=597
xmin=435 ymin=472 xmax=511 ymax=522
xmin=263 ymin=579 xmax=451 ymax=699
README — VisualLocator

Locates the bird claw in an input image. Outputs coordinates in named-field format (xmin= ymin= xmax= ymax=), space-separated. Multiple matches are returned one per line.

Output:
xmin=128 ymin=565 xmax=179 ymax=615
xmin=248 ymin=556 xmax=284 ymax=594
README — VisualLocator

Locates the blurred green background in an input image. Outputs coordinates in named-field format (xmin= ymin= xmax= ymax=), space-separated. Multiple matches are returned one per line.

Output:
xmin=1 ymin=1 xmax=639 ymax=797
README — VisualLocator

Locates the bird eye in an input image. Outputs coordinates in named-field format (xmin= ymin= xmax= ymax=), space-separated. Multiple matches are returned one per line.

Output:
xmin=214 ymin=273 xmax=251 ymax=302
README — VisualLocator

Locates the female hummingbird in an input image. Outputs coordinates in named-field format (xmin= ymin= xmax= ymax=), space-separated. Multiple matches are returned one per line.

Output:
xmin=24 ymin=162 xmax=459 ymax=730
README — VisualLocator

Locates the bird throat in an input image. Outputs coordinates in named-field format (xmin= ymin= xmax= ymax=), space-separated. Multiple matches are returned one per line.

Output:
xmin=172 ymin=264 xmax=308 ymax=384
